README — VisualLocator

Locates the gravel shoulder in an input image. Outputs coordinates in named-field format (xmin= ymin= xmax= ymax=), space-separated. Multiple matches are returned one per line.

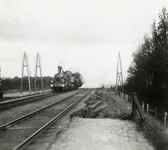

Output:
xmin=50 ymin=117 xmax=154 ymax=150
xmin=49 ymin=89 xmax=155 ymax=150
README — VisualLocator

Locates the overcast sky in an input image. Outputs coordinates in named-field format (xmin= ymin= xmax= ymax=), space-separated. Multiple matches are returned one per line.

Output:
xmin=0 ymin=0 xmax=168 ymax=87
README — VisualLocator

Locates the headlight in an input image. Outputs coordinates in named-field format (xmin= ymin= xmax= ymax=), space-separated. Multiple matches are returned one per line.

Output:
xmin=50 ymin=84 xmax=53 ymax=87
xmin=62 ymin=84 xmax=65 ymax=87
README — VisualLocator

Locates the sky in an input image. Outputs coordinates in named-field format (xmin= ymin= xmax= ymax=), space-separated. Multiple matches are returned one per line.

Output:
xmin=0 ymin=0 xmax=168 ymax=88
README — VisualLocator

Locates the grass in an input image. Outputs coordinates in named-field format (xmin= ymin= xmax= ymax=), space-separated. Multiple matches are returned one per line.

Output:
xmin=135 ymin=115 xmax=168 ymax=150
xmin=0 ymin=104 xmax=42 ymax=126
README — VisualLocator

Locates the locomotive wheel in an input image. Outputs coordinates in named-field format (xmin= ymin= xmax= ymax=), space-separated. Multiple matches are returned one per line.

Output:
xmin=67 ymin=86 xmax=69 ymax=92
xmin=64 ymin=85 xmax=68 ymax=92
xmin=54 ymin=87 xmax=57 ymax=92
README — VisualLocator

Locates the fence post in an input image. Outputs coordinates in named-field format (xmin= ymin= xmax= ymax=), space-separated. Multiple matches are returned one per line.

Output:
xmin=164 ymin=112 xmax=167 ymax=127
xmin=147 ymin=104 xmax=149 ymax=115
xmin=142 ymin=101 xmax=144 ymax=112
xmin=129 ymin=95 xmax=131 ymax=102
xmin=155 ymin=107 xmax=157 ymax=120
xmin=131 ymin=96 xmax=133 ymax=103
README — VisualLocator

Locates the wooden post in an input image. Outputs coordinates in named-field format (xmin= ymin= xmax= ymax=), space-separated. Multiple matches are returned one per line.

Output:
xmin=129 ymin=95 xmax=131 ymax=102
xmin=155 ymin=107 xmax=157 ymax=120
xmin=130 ymin=96 xmax=132 ymax=103
xmin=142 ymin=101 xmax=144 ymax=112
xmin=126 ymin=94 xmax=128 ymax=101
xmin=131 ymin=92 xmax=145 ymax=119
xmin=164 ymin=112 xmax=167 ymax=127
xmin=147 ymin=104 xmax=149 ymax=115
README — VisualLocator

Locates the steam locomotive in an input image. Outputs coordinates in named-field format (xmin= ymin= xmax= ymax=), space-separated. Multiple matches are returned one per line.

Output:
xmin=50 ymin=66 xmax=83 ymax=92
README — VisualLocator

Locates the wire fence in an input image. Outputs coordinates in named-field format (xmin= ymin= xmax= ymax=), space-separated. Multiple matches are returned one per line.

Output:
xmin=117 ymin=91 xmax=168 ymax=127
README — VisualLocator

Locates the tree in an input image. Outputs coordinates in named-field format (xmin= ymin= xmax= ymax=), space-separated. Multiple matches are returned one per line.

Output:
xmin=125 ymin=7 xmax=168 ymax=108
xmin=150 ymin=7 xmax=168 ymax=95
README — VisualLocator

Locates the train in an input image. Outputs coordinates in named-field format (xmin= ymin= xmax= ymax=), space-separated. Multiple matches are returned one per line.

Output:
xmin=50 ymin=66 xmax=83 ymax=92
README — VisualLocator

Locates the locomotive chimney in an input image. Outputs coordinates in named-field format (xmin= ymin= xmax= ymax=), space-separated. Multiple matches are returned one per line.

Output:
xmin=58 ymin=66 xmax=62 ymax=73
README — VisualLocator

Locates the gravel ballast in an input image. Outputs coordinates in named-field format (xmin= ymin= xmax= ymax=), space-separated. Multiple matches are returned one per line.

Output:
xmin=50 ymin=117 xmax=154 ymax=150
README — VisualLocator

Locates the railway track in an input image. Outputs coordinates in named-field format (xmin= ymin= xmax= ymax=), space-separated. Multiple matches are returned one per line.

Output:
xmin=0 ymin=91 xmax=68 ymax=111
xmin=0 ymin=89 xmax=93 ymax=150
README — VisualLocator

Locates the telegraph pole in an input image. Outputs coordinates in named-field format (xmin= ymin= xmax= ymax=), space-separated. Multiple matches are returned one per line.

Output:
xmin=115 ymin=52 xmax=124 ymax=94
xmin=20 ymin=52 xmax=31 ymax=96
xmin=34 ymin=52 xmax=44 ymax=94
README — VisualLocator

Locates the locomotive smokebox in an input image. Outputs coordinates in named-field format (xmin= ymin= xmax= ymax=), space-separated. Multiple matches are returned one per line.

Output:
xmin=54 ymin=74 xmax=66 ymax=82
xmin=70 ymin=76 xmax=74 ymax=83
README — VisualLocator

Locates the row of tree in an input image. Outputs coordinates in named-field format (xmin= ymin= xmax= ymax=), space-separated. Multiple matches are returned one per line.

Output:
xmin=1 ymin=76 xmax=53 ymax=92
xmin=124 ymin=7 xmax=168 ymax=110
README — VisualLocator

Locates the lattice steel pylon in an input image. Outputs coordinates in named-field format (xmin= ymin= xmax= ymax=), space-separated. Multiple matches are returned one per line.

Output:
xmin=115 ymin=52 xmax=124 ymax=93
xmin=20 ymin=52 xmax=31 ymax=96
xmin=34 ymin=52 xmax=44 ymax=93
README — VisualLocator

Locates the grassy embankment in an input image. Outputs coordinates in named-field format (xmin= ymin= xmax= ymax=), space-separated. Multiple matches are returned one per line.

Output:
xmin=106 ymin=88 xmax=168 ymax=150
xmin=135 ymin=113 xmax=168 ymax=150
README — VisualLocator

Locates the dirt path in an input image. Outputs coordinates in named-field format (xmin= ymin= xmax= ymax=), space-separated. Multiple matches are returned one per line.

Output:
xmin=49 ymin=117 xmax=154 ymax=150
xmin=109 ymin=92 xmax=132 ymax=116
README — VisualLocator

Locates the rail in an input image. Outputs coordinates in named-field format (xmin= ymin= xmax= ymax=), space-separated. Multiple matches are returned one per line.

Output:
xmin=0 ymin=90 xmax=85 ymax=131
xmin=13 ymin=89 xmax=93 ymax=150
xmin=0 ymin=92 xmax=56 ymax=110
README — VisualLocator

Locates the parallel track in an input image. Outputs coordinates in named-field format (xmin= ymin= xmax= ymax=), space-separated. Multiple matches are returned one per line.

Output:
xmin=0 ymin=90 xmax=84 ymax=131
xmin=0 ymin=90 xmax=82 ymax=111
xmin=0 ymin=89 xmax=93 ymax=150
xmin=0 ymin=92 xmax=57 ymax=110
